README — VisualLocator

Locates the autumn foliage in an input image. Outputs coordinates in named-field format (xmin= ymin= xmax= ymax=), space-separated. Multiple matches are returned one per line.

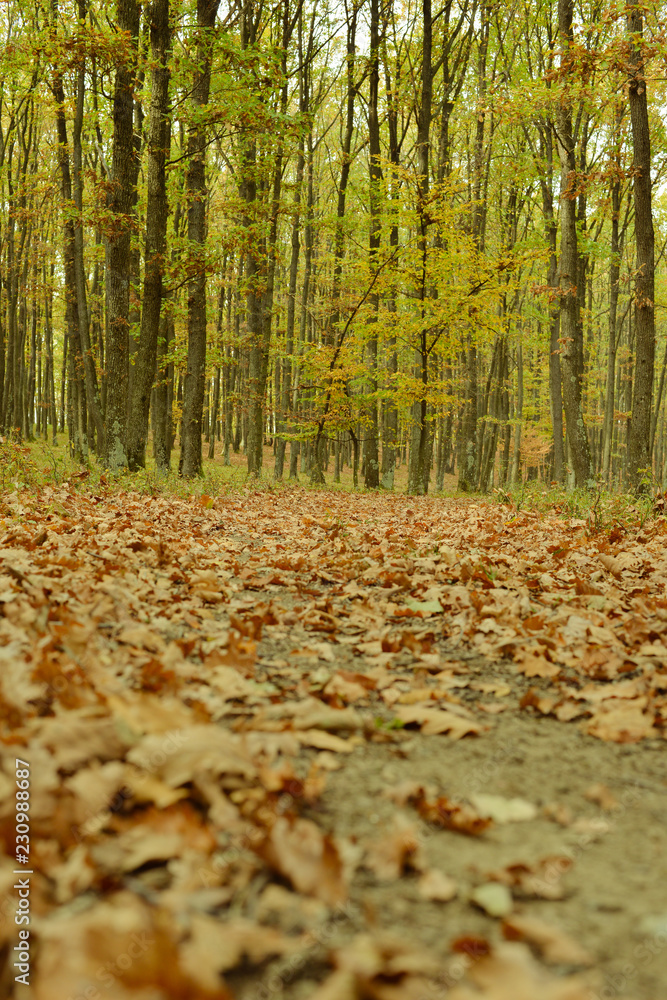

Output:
xmin=0 ymin=483 xmax=664 ymax=996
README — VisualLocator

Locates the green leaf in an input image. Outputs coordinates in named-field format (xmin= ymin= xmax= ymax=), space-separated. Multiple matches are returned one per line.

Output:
xmin=404 ymin=598 xmax=443 ymax=614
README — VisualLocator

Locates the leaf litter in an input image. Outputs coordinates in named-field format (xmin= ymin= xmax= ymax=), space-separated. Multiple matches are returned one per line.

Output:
xmin=0 ymin=485 xmax=666 ymax=996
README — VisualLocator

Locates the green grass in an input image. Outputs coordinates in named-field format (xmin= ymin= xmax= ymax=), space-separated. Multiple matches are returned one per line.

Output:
xmin=8 ymin=434 xmax=459 ymax=500
xmin=494 ymin=478 xmax=660 ymax=531
xmin=3 ymin=434 xmax=664 ymax=535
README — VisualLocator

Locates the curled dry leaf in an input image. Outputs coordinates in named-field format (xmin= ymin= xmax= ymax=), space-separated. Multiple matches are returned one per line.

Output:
xmin=394 ymin=704 xmax=483 ymax=739
xmin=27 ymin=707 xmax=134 ymax=772
xmin=311 ymin=933 xmax=442 ymax=1000
xmin=584 ymin=782 xmax=619 ymax=811
xmin=126 ymin=724 xmax=257 ymax=788
xmin=247 ymin=697 xmax=365 ymax=733
xmin=32 ymin=892 xmax=234 ymax=1000
xmin=586 ymin=701 xmax=655 ymax=743
xmin=297 ymin=729 xmax=357 ymax=753
xmin=179 ymin=914 xmax=305 ymax=987
xmin=502 ymin=914 xmax=595 ymax=966
xmin=383 ymin=780 xmax=437 ymax=807
xmin=324 ymin=671 xmax=370 ymax=702
xmin=364 ymin=816 xmax=422 ymax=881
xmin=488 ymin=856 xmax=573 ymax=900
xmin=418 ymin=868 xmax=458 ymax=901
xmin=514 ymin=650 xmax=560 ymax=679
xmin=446 ymin=941 xmax=595 ymax=1000
xmin=414 ymin=791 xmax=493 ymax=836
xmin=91 ymin=803 xmax=216 ymax=874
xmin=256 ymin=815 xmax=347 ymax=906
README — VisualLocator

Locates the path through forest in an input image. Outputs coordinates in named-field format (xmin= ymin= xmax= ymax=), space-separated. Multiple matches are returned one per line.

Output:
xmin=0 ymin=484 xmax=665 ymax=999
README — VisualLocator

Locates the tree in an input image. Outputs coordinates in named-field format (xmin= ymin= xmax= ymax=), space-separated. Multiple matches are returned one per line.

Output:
xmin=104 ymin=0 xmax=140 ymax=470
xmin=626 ymin=2 xmax=655 ymax=492
xmin=555 ymin=0 xmax=591 ymax=488
xmin=127 ymin=0 xmax=171 ymax=471
xmin=363 ymin=0 xmax=382 ymax=490
xmin=179 ymin=0 xmax=220 ymax=478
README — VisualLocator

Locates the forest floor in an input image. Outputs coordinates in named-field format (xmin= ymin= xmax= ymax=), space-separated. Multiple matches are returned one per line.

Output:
xmin=0 ymin=462 xmax=666 ymax=999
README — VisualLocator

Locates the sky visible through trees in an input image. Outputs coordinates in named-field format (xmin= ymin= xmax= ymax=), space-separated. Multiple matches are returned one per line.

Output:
xmin=1 ymin=0 xmax=666 ymax=492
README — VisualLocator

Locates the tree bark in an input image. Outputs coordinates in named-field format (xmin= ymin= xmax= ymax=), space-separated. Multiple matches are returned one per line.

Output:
xmin=626 ymin=4 xmax=655 ymax=491
xmin=380 ymin=20 xmax=400 ymax=489
xmin=312 ymin=0 xmax=360 ymax=484
xmin=71 ymin=0 xmax=105 ymax=456
xmin=52 ymin=69 xmax=87 ymax=461
xmin=104 ymin=0 xmax=140 ymax=469
xmin=535 ymin=124 xmax=565 ymax=483
xmin=127 ymin=0 xmax=171 ymax=470
xmin=458 ymin=3 xmax=489 ymax=491
xmin=556 ymin=0 xmax=591 ymax=487
xmin=363 ymin=0 xmax=381 ymax=489
xmin=602 ymin=127 xmax=622 ymax=484
xmin=180 ymin=0 xmax=220 ymax=478
xmin=408 ymin=0 xmax=433 ymax=495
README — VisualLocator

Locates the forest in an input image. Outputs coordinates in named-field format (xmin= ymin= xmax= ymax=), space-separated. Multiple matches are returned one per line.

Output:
xmin=2 ymin=3 xmax=667 ymax=995
xmin=1 ymin=0 xmax=665 ymax=494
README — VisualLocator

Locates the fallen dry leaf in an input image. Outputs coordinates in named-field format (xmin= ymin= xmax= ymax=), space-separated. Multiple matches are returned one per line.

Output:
xmin=584 ymin=783 xmax=619 ymax=811
xmin=364 ymin=816 xmax=422 ymax=880
xmin=469 ymin=794 xmax=537 ymax=824
xmin=488 ymin=856 xmax=573 ymax=900
xmin=311 ymin=932 xmax=441 ymax=1000
xmin=257 ymin=815 xmax=347 ymax=906
xmin=471 ymin=882 xmax=514 ymax=917
xmin=447 ymin=941 xmax=595 ymax=999
xmin=502 ymin=914 xmax=595 ymax=966
xmin=417 ymin=868 xmax=458 ymax=901
xmin=413 ymin=790 xmax=493 ymax=836
xmin=394 ymin=704 xmax=483 ymax=739
xmin=1 ymin=483 xmax=664 ymax=999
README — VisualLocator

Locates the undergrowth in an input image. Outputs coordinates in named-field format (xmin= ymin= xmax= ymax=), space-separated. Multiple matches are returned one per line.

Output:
xmin=1 ymin=436 xmax=665 ymax=533
xmin=495 ymin=479 xmax=661 ymax=532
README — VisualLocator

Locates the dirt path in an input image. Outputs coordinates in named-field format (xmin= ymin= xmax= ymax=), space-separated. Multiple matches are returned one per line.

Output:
xmin=232 ymin=613 xmax=667 ymax=1000
xmin=0 ymin=484 xmax=665 ymax=999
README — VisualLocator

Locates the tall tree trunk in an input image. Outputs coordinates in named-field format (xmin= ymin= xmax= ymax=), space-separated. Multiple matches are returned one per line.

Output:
xmin=250 ymin=5 xmax=291 ymax=479
xmin=207 ymin=279 xmax=225 ymax=459
xmin=51 ymin=70 xmax=87 ymax=461
xmin=556 ymin=0 xmax=591 ymax=487
xmin=275 ymin=121 xmax=303 ymax=479
xmin=241 ymin=131 xmax=264 ymax=477
xmin=72 ymin=0 xmax=105 ymax=456
xmin=602 ymin=131 xmax=622 ymax=484
xmin=311 ymin=0 xmax=359 ymax=484
xmin=379 ymin=14 xmax=402 ymax=489
xmin=458 ymin=3 xmax=489 ymax=491
xmin=153 ymin=175 xmax=181 ymax=474
xmin=239 ymin=3 xmax=265 ymax=479
xmin=511 ymin=342 xmax=523 ymax=482
xmin=626 ymin=4 xmax=655 ymax=491
xmin=536 ymin=124 xmax=565 ymax=483
xmin=407 ymin=0 xmax=433 ymax=495
xmin=180 ymin=0 xmax=220 ymax=478
xmin=104 ymin=0 xmax=140 ymax=469
xmin=127 ymin=0 xmax=171 ymax=470
xmin=363 ymin=0 xmax=381 ymax=489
